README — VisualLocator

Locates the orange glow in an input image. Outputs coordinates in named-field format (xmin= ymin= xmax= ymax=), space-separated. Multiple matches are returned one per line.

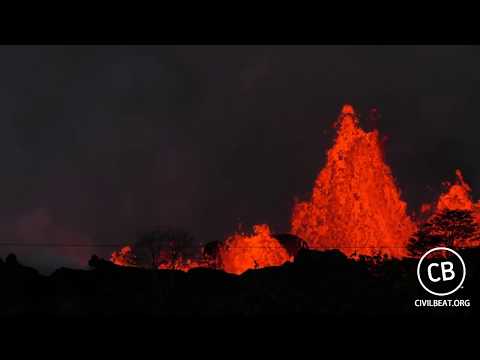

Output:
xmin=157 ymin=255 xmax=205 ymax=271
xmin=110 ymin=245 xmax=136 ymax=267
xmin=429 ymin=170 xmax=480 ymax=248
xmin=219 ymin=224 xmax=291 ymax=275
xmin=291 ymin=105 xmax=416 ymax=258
xmin=420 ymin=203 xmax=432 ymax=214
xmin=111 ymin=245 xmax=205 ymax=271
xmin=111 ymin=104 xmax=480 ymax=271
xmin=437 ymin=169 xmax=474 ymax=212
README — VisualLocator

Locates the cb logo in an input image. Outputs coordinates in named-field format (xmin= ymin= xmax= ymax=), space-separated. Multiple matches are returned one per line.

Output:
xmin=417 ymin=247 xmax=466 ymax=296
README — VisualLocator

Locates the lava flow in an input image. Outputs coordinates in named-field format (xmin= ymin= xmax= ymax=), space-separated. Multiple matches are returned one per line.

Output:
xmin=291 ymin=105 xmax=416 ymax=258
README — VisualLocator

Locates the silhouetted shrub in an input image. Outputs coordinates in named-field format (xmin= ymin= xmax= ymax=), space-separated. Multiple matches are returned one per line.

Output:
xmin=89 ymin=254 xmax=117 ymax=270
xmin=6 ymin=253 xmax=18 ymax=266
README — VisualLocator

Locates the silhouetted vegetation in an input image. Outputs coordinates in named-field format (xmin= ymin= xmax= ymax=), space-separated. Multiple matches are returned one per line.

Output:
xmin=88 ymin=255 xmax=116 ymax=270
xmin=203 ymin=241 xmax=222 ymax=269
xmin=123 ymin=227 xmax=196 ymax=269
xmin=6 ymin=253 xmax=19 ymax=266
xmin=407 ymin=209 xmax=480 ymax=257
xmin=1 ymin=247 xmax=479 ymax=317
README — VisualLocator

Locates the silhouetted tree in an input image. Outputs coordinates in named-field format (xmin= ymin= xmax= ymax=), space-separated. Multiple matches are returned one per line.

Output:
xmin=166 ymin=228 xmax=195 ymax=269
xmin=407 ymin=209 xmax=479 ymax=257
xmin=135 ymin=227 xmax=195 ymax=269
xmin=136 ymin=230 xmax=168 ymax=269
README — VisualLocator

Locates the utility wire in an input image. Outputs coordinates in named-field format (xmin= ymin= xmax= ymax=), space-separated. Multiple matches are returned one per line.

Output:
xmin=0 ymin=243 xmax=408 ymax=249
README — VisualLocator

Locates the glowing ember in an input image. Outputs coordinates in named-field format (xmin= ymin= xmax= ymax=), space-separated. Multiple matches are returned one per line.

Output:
xmin=291 ymin=105 xmax=416 ymax=258
xmin=219 ymin=224 xmax=291 ymax=275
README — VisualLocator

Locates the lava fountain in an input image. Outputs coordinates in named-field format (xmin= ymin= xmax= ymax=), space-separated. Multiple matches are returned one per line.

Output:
xmin=421 ymin=169 xmax=480 ymax=248
xmin=436 ymin=169 xmax=477 ymax=213
xmin=112 ymin=104 xmax=480 ymax=270
xmin=219 ymin=224 xmax=291 ymax=275
xmin=111 ymin=245 xmax=137 ymax=266
xmin=291 ymin=105 xmax=416 ymax=258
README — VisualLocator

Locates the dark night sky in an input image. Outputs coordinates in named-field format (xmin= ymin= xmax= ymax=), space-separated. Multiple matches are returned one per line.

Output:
xmin=1 ymin=45 xmax=480 ymax=272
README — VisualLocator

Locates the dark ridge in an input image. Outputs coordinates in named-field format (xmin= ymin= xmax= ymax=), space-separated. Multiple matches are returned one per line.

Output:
xmin=0 ymin=249 xmax=479 ymax=317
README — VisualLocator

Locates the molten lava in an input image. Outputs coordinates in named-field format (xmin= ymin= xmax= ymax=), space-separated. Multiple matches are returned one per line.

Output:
xmin=156 ymin=256 xmax=205 ymax=271
xmin=219 ymin=224 xmax=291 ymax=275
xmin=291 ymin=105 xmax=416 ymax=258
xmin=437 ymin=169 xmax=475 ymax=212
xmin=111 ymin=104 xmax=480 ymax=271
xmin=111 ymin=245 xmax=137 ymax=266
xmin=111 ymin=244 xmax=205 ymax=271
xmin=426 ymin=169 xmax=480 ymax=248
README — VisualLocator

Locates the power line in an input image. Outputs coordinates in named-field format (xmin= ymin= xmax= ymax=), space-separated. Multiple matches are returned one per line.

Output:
xmin=0 ymin=243 xmax=409 ymax=249
xmin=0 ymin=243 xmax=123 ymax=247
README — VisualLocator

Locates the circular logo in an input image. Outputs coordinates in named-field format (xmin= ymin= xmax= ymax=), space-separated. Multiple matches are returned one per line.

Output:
xmin=417 ymin=247 xmax=466 ymax=297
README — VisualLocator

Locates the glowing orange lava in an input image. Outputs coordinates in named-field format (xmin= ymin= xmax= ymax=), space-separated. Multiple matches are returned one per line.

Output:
xmin=157 ymin=256 xmax=205 ymax=271
xmin=219 ymin=224 xmax=291 ymax=275
xmin=111 ymin=245 xmax=205 ymax=271
xmin=291 ymin=105 xmax=416 ymax=258
xmin=437 ymin=169 xmax=475 ymax=212
xmin=111 ymin=104 xmax=480 ymax=271
xmin=111 ymin=245 xmax=136 ymax=266
xmin=427 ymin=169 xmax=480 ymax=248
